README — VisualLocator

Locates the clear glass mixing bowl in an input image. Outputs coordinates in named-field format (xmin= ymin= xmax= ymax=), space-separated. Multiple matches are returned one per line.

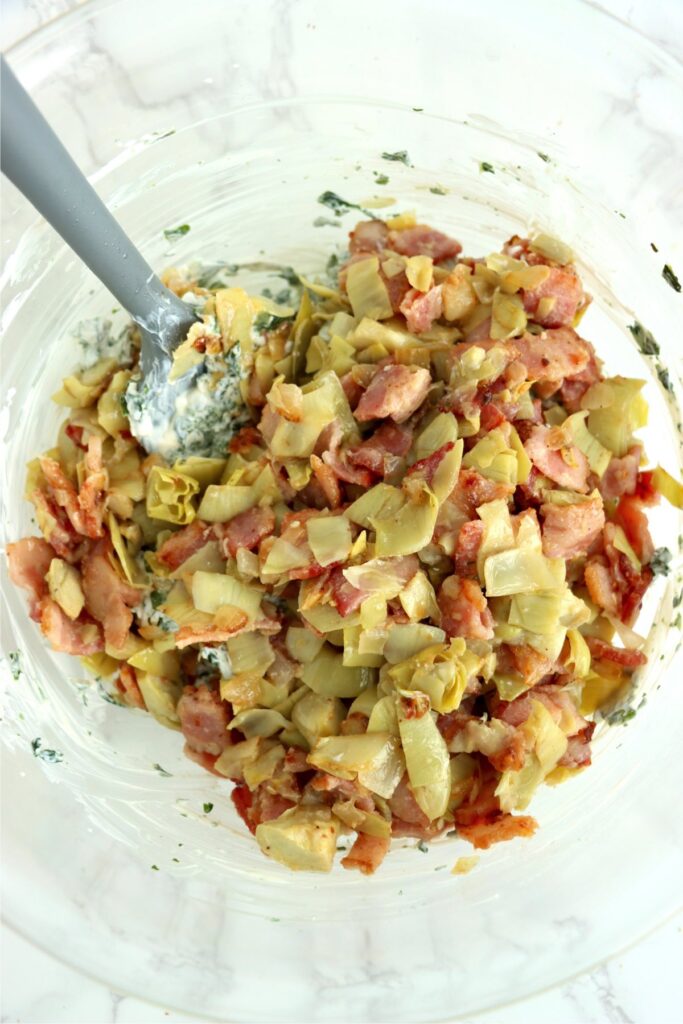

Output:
xmin=1 ymin=1 xmax=682 ymax=1020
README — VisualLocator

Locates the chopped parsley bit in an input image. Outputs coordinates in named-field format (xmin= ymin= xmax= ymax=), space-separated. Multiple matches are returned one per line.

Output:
xmin=650 ymin=547 xmax=672 ymax=577
xmin=446 ymin=829 xmax=458 ymax=837
xmin=31 ymin=738 xmax=64 ymax=763
xmin=150 ymin=589 xmax=166 ymax=610
xmin=153 ymin=763 xmax=172 ymax=777
xmin=479 ymin=161 xmax=495 ymax=173
xmin=151 ymin=864 xmax=159 ymax=871
xmin=663 ymin=264 xmax=681 ymax=293
xmin=606 ymin=707 xmax=636 ymax=726
xmin=203 ymin=802 xmax=214 ymax=814
xmin=616 ymin=211 xmax=626 ymax=219
xmin=673 ymin=589 xmax=683 ymax=609
xmin=434 ymin=865 xmax=447 ymax=871
xmin=119 ymin=393 xmax=129 ymax=416
xmin=673 ymin=613 xmax=682 ymax=630
xmin=163 ymin=223 xmax=191 ymax=242
xmin=650 ymin=242 xmax=659 ymax=253
xmin=172 ymin=857 xmax=180 ymax=863
xmin=8 ymin=650 xmax=22 ymax=680
xmin=429 ymin=186 xmax=447 ymax=196
xmin=270 ymin=917 xmax=281 ymax=922
xmin=317 ymin=191 xmax=362 ymax=216
xmin=253 ymin=311 xmax=295 ymax=333
xmin=537 ymin=152 xmax=551 ymax=163
xmin=416 ymin=839 xmax=429 ymax=853
xmin=657 ymin=366 xmax=674 ymax=394
xmin=381 ymin=150 xmax=411 ymax=166
xmin=628 ymin=321 xmax=659 ymax=356
xmin=412 ymin=107 xmax=424 ymax=112
xmin=373 ymin=172 xmax=390 ymax=186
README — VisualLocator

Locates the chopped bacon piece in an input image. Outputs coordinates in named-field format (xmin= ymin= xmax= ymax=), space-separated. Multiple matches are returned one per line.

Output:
xmin=81 ymin=541 xmax=139 ymax=650
xmin=349 ymin=219 xmax=389 ymax=254
xmin=514 ymin=327 xmax=591 ymax=389
xmin=558 ymin=726 xmax=594 ymax=768
xmin=453 ymin=520 xmax=485 ymax=577
xmin=479 ymin=402 xmax=507 ymax=433
xmin=231 ymin=783 xmax=255 ymax=832
xmin=540 ymin=494 xmax=605 ymax=559
xmin=347 ymin=421 xmax=412 ymax=476
xmin=183 ymin=744 xmax=222 ymax=776
xmin=284 ymin=747 xmax=311 ymax=773
xmin=522 ymin=266 xmax=584 ymax=327
xmin=388 ymin=774 xmax=431 ymax=831
xmin=321 ymin=449 xmax=374 ymax=487
xmin=457 ymin=813 xmax=537 ymax=849
xmin=215 ymin=506 xmax=276 ymax=558
xmin=341 ymin=832 xmax=390 ymax=875
xmin=584 ymin=558 xmax=619 ymax=617
xmin=438 ymin=575 xmax=494 ymax=640
xmin=78 ymin=436 xmax=108 ymax=538
xmin=524 ymin=424 xmax=590 ymax=492
xmin=116 ymin=663 xmax=145 ymax=709
xmin=602 ymin=522 xmax=653 ymax=625
xmin=447 ymin=468 xmax=514 ymax=520
xmin=329 ymin=566 xmax=370 ymax=618
xmin=229 ymin=425 xmax=263 ymax=454
xmin=586 ymin=636 xmax=647 ymax=668
xmin=558 ymin=345 xmax=602 ymax=412
xmin=156 ymin=520 xmax=215 ymax=570
xmin=388 ymin=224 xmax=462 ymax=262
xmin=39 ymin=597 xmax=103 ymax=655
xmin=340 ymin=370 xmax=366 ymax=410
xmin=177 ymin=683 xmax=231 ymax=756
xmin=599 ymin=446 xmax=641 ymax=500
xmin=614 ymin=495 xmax=654 ymax=563
xmin=383 ymin=267 xmax=412 ymax=312
xmin=314 ymin=420 xmax=345 ymax=457
xmin=175 ymin=618 xmax=253 ymax=648
xmin=7 ymin=537 xmax=54 ymax=619
xmin=354 ymin=364 xmax=432 ymax=424
xmin=633 ymin=470 xmax=659 ymax=506
xmin=39 ymin=456 xmax=88 ymax=537
xmin=310 ymin=455 xmax=342 ymax=508
xmin=399 ymin=285 xmax=443 ymax=334
xmin=405 ymin=442 xmax=455 ymax=492
xmin=505 ymin=645 xmax=556 ymax=689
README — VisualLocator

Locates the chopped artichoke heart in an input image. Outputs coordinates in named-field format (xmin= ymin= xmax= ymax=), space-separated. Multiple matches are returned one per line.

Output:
xmin=397 ymin=699 xmax=450 ymax=820
xmin=581 ymin=377 xmax=647 ymax=457
xmin=300 ymin=646 xmax=368 ymax=698
xmin=529 ymin=233 xmax=574 ymax=265
xmin=191 ymin=570 xmax=262 ymax=621
xmin=414 ymin=412 xmax=459 ymax=461
xmin=373 ymin=488 xmax=439 ymax=557
xmin=300 ymin=604 xmax=361 ymax=634
xmin=484 ymin=548 xmax=565 ymax=597
xmin=405 ymin=254 xmax=434 ymax=292
xmin=307 ymin=733 xmax=404 ymax=798
xmin=345 ymin=256 xmax=393 ymax=320
xmin=652 ymin=465 xmax=683 ymax=508
xmin=146 ymin=466 xmax=199 ymax=525
xmin=172 ymin=456 xmax=227 ymax=489
xmin=383 ymin=624 xmax=446 ymax=663
xmin=463 ymin=428 xmax=518 ymax=486
xmin=255 ymin=806 xmax=340 ymax=872
xmin=387 ymin=639 xmax=476 ymax=714
xmin=430 ymin=440 xmax=464 ymax=503
xmin=306 ymin=515 xmax=352 ymax=568
xmin=367 ymin=694 xmax=400 ymax=735
xmin=243 ymin=743 xmax=286 ymax=790
xmin=398 ymin=570 xmax=439 ymax=621
xmin=230 ymin=708 xmax=290 ymax=738
xmin=508 ymin=591 xmax=565 ymax=635
xmin=563 ymin=412 xmax=612 ymax=477
xmin=346 ymin=483 xmax=405 ymax=527
xmin=46 ymin=558 xmax=85 ymax=620
xmin=136 ymin=672 xmax=183 ymax=729
xmin=491 ymin=289 xmax=527 ymax=340
xmin=285 ymin=626 xmax=324 ymax=664
xmin=565 ymin=628 xmax=591 ymax=678
xmin=495 ymin=700 xmax=568 ymax=812
xmin=226 ymin=632 xmax=274 ymax=675
xmin=197 ymin=484 xmax=255 ymax=523
xmin=342 ymin=626 xmax=385 ymax=668
xmin=612 ymin=525 xmax=641 ymax=572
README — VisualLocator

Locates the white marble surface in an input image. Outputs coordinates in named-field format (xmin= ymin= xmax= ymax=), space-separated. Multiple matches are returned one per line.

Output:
xmin=2 ymin=1 xmax=683 ymax=1022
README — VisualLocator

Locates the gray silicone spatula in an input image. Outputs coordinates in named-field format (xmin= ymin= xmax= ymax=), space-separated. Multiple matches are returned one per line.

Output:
xmin=0 ymin=56 xmax=199 ymax=453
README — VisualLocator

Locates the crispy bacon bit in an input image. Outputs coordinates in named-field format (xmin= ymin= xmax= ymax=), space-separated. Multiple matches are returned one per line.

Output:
xmin=321 ymin=449 xmax=374 ymax=487
xmin=453 ymin=520 xmax=485 ymax=577
xmin=183 ymin=743 xmax=222 ymax=776
xmin=81 ymin=541 xmax=139 ymax=649
xmin=310 ymin=455 xmax=342 ymax=508
xmin=558 ymin=725 xmax=595 ymax=768
xmin=349 ymin=220 xmax=389 ymax=254
xmin=177 ymin=684 xmax=231 ymax=756
xmin=388 ymin=224 xmax=462 ymax=262
xmin=514 ymin=327 xmax=591 ymax=390
xmin=215 ymin=507 xmax=276 ymax=558
xmin=614 ymin=495 xmax=654 ymax=563
xmin=7 ymin=537 xmax=54 ymax=619
xmin=389 ymin=774 xmax=431 ymax=832
xmin=540 ymin=494 xmax=605 ymax=559
xmin=347 ymin=421 xmax=413 ymax=476
xmin=399 ymin=285 xmax=443 ymax=334
xmin=116 ymin=663 xmax=145 ymax=709
xmin=157 ymin=520 xmax=215 ymax=570
xmin=78 ymin=436 xmax=108 ymax=538
xmin=586 ymin=636 xmax=647 ymax=668
xmin=522 ymin=266 xmax=584 ymax=328
xmin=524 ymin=424 xmax=590 ymax=492
xmin=341 ymin=832 xmax=390 ymax=875
xmin=39 ymin=597 xmax=103 ymax=655
xmin=584 ymin=559 xmax=619 ymax=617
xmin=599 ymin=446 xmax=642 ymax=501
xmin=438 ymin=576 xmax=494 ymax=640
xmin=457 ymin=813 xmax=538 ymax=849
xmin=328 ymin=565 xmax=369 ymax=617
xmin=231 ymin=783 xmax=255 ymax=832
xmin=603 ymin=522 xmax=653 ymax=625
xmin=634 ymin=470 xmax=659 ymax=506
xmin=354 ymin=364 xmax=432 ymax=424
xmin=406 ymin=442 xmax=455 ymax=492
xmin=175 ymin=617 xmax=254 ymax=649
xmin=505 ymin=645 xmax=556 ymax=689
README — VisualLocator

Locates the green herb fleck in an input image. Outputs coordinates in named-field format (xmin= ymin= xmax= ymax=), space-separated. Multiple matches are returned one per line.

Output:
xmin=663 ymin=264 xmax=681 ymax=293
xmin=8 ymin=651 xmax=22 ymax=680
xmin=673 ymin=590 xmax=683 ymax=609
xmin=628 ymin=321 xmax=659 ymax=356
xmin=153 ymin=763 xmax=172 ymax=777
xmin=616 ymin=211 xmax=626 ymax=219
xmin=163 ymin=224 xmax=191 ymax=242
xmin=537 ymin=152 xmax=551 ymax=163
xmin=429 ymin=185 xmax=447 ymax=196
xmin=412 ymin=107 xmax=423 ymax=112
xmin=479 ymin=161 xmax=495 ymax=174
xmin=326 ymin=253 xmax=339 ymax=275
xmin=270 ymin=917 xmax=281 ymax=922
xmin=151 ymin=864 xmax=159 ymax=871
xmin=119 ymin=393 xmax=129 ymax=416
xmin=650 ymin=242 xmax=659 ymax=253
xmin=150 ymin=589 xmax=166 ymax=610
xmin=650 ymin=547 xmax=672 ymax=577
xmin=606 ymin=707 xmax=636 ymax=726
xmin=318 ymin=191 xmax=362 ymax=215
xmin=275 ymin=266 xmax=300 ymax=287
xmin=31 ymin=738 xmax=63 ymax=763
xmin=416 ymin=839 xmax=429 ymax=853
xmin=657 ymin=366 xmax=674 ymax=394
xmin=253 ymin=311 xmax=295 ymax=333
xmin=673 ymin=613 xmax=682 ymax=630
xmin=172 ymin=857 xmax=180 ymax=863
xmin=381 ymin=150 xmax=411 ymax=166
xmin=203 ymin=802 xmax=214 ymax=814
xmin=371 ymin=172 xmax=388 ymax=186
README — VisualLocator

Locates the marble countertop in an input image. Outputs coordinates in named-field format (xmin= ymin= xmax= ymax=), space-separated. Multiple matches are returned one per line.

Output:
xmin=2 ymin=1 xmax=683 ymax=1022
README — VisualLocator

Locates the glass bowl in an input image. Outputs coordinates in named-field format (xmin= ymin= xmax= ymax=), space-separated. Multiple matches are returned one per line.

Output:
xmin=1 ymin=1 xmax=682 ymax=1020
